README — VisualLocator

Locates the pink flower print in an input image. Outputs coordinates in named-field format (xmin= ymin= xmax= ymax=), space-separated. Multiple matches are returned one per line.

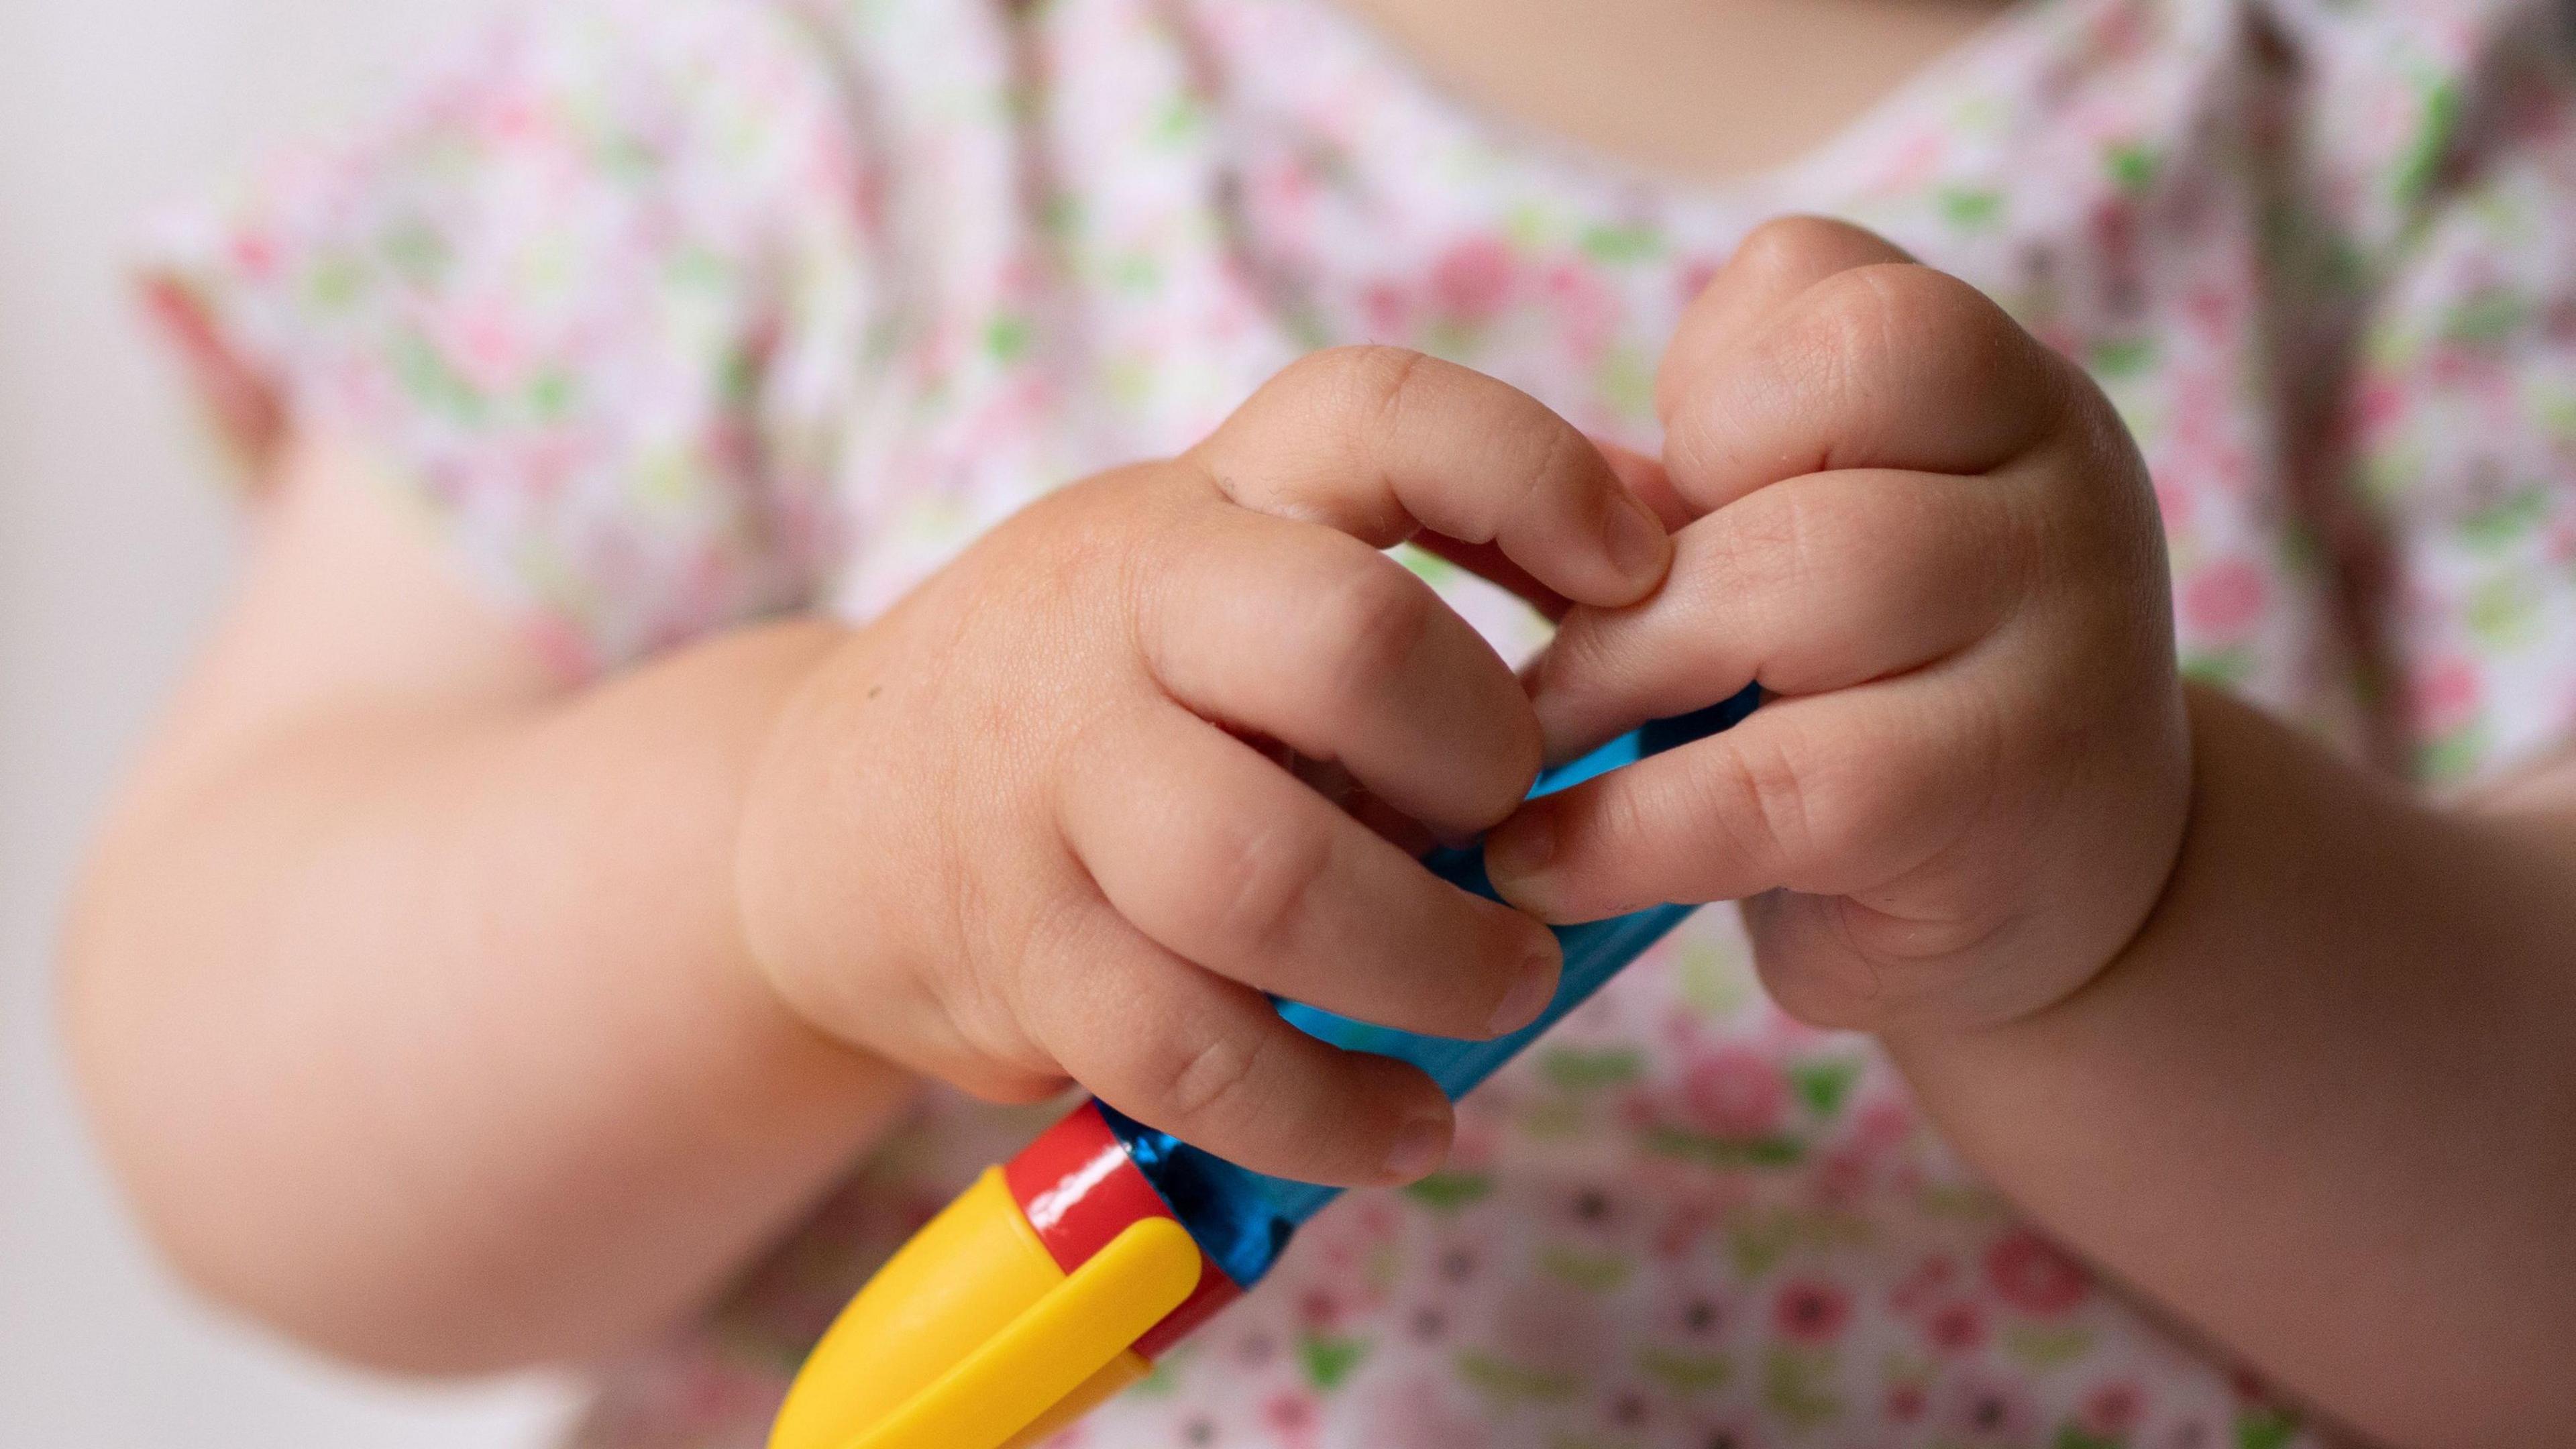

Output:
xmin=1770 ymin=1277 xmax=1854 ymax=1345
xmin=2407 ymin=655 xmax=2484 ymax=739
xmin=1927 ymin=1299 xmax=1988 ymax=1354
xmin=2545 ymin=518 xmax=2576 ymax=568
xmin=2179 ymin=557 xmax=2267 ymax=639
xmin=1429 ymin=236 xmax=1517 ymax=324
xmin=1852 ymin=1095 xmax=1914 ymax=1148
xmin=1891 ymin=1252 xmax=1958 ymax=1315
xmin=2349 ymin=374 xmax=2407 ymax=444
xmin=2082 ymin=1380 xmax=2147 ymax=1436
xmin=1984 ymin=1229 xmax=2090 ymax=1316
xmin=2182 ymin=282 xmax=2239 ymax=339
xmin=1682 ymin=1049 xmax=1789 ymax=1140
xmin=1260 ymin=1388 xmax=1321 ymax=1447
xmin=1542 ymin=261 xmax=1620 ymax=361
xmin=1809 ymin=1145 xmax=1870 ymax=1208
xmin=429 ymin=302 xmax=531 ymax=396
xmin=1360 ymin=278 xmax=1412 ymax=339
xmin=1297 ymin=1285 xmax=1348 ymax=1334
xmin=1885 ymin=1379 xmax=1932 ymax=1424
xmin=1937 ymin=1368 xmax=2041 ymax=1447
xmin=2151 ymin=477 xmax=2197 ymax=533
xmin=227 ymin=227 xmax=282 ymax=282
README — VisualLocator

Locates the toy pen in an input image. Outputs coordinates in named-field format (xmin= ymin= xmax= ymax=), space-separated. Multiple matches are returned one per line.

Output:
xmin=767 ymin=682 xmax=1762 ymax=1449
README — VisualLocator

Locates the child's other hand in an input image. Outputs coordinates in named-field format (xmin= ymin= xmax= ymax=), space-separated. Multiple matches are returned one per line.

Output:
xmin=736 ymin=347 xmax=1670 ymax=1186
xmin=1489 ymin=217 xmax=2192 ymax=1034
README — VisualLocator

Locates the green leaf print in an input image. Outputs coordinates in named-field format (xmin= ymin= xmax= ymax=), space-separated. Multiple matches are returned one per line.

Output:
xmin=1786 ymin=1057 xmax=1862 ymax=1118
xmin=1540 ymin=1046 xmax=1646 ymax=1092
xmin=1676 ymin=938 xmax=1752 ymax=1017
xmin=378 ymin=215 xmax=452 ymax=287
xmin=1297 ymin=1333 xmax=1371 ymax=1390
xmin=1393 ymin=542 xmax=1462 ymax=586
xmin=2467 ymin=572 xmax=2543 ymax=647
xmin=389 ymin=329 xmax=483 ymax=425
xmin=2236 ymin=1407 xmax=2301 ymax=1449
xmin=2052 ymin=1425 xmax=2124 ymax=1449
xmin=2442 ymin=288 xmax=2527 ymax=350
xmin=2414 ymin=722 xmax=2491 ymax=784
xmin=2457 ymin=486 xmax=2548 ymax=551
xmin=1644 ymin=1125 xmax=1807 ymax=1172
xmin=2179 ymin=646 xmax=2255 ymax=688
xmin=1456 ymin=1350 xmax=1582 ymax=1403
xmin=1598 ymin=345 xmax=1657 ymax=420
xmin=526 ymin=367 xmax=578 ymax=421
xmin=303 ymin=252 xmax=368 ymax=311
xmin=1938 ymin=186 xmax=2006 ymax=231
xmin=1105 ymin=250 xmax=1162 ymax=292
xmin=1636 ymin=1346 xmax=1734 ymax=1395
xmin=1723 ymin=1212 xmax=1800 ymax=1277
xmin=983 ymin=313 xmax=1034 ymax=364
xmin=1401 ymin=1170 xmax=1495 ymax=1212
xmin=2088 ymin=336 xmax=2157 ymax=379
xmin=1151 ymin=93 xmax=1208 ymax=144
xmin=2105 ymin=142 xmax=2163 ymax=194
xmin=2001 ymin=1323 xmax=2094 ymax=1368
xmin=1538 ymin=1244 xmax=1633 ymax=1292
xmin=2395 ymin=76 xmax=2464 ymax=206
xmin=1519 ymin=1096 xmax=1591 ymax=1139
xmin=1580 ymin=221 xmax=1664 ymax=264
xmin=1758 ymin=1346 xmax=1843 ymax=1428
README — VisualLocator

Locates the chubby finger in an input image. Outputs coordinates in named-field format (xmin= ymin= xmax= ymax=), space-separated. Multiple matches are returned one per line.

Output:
xmin=1146 ymin=513 xmax=1540 ymax=839
xmin=1192 ymin=345 xmax=1671 ymax=607
xmin=1061 ymin=702 xmax=1561 ymax=1040
xmin=1485 ymin=672 xmax=2002 ymax=922
xmin=1529 ymin=469 xmax=2033 ymax=758
xmin=1019 ymin=901 xmax=1456 ymax=1185
xmin=1658 ymin=215 xmax=1916 ymax=419
xmin=1660 ymin=258 xmax=2076 ymax=516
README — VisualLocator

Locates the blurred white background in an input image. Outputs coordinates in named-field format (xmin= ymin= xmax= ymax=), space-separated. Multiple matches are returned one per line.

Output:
xmin=0 ymin=1 xmax=577 ymax=1443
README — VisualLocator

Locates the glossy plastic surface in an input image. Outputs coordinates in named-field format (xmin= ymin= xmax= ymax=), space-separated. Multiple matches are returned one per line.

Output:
xmin=1100 ymin=684 xmax=1761 ymax=1286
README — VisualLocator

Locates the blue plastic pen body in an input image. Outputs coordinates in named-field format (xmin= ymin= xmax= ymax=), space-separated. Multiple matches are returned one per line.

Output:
xmin=1099 ymin=683 xmax=1760 ymax=1289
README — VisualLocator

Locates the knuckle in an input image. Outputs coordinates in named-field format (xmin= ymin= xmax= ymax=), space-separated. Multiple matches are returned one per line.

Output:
xmin=1162 ymin=1022 xmax=1268 ymax=1128
xmin=1201 ymin=814 xmax=1335 ymax=959
xmin=1320 ymin=343 xmax=1433 ymax=429
xmin=1711 ymin=730 xmax=1821 ymax=871
xmin=1505 ymin=413 xmax=1585 ymax=529
xmin=1311 ymin=555 xmax=1435 ymax=702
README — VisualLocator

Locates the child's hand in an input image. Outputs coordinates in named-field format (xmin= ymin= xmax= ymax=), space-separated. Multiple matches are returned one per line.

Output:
xmin=736 ymin=347 xmax=1670 ymax=1185
xmin=1488 ymin=218 xmax=2192 ymax=1034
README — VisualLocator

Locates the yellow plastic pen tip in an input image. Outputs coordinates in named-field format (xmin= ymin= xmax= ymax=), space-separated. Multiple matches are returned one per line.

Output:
xmin=769 ymin=1167 xmax=1201 ymax=1449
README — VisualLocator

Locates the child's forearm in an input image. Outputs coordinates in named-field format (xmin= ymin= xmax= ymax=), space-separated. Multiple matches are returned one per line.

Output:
xmin=1888 ymin=685 xmax=2576 ymax=1447
xmin=66 ymin=525 xmax=910 ymax=1371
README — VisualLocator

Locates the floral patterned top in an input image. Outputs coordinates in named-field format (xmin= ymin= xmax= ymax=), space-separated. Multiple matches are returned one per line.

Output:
xmin=148 ymin=0 xmax=2576 ymax=1443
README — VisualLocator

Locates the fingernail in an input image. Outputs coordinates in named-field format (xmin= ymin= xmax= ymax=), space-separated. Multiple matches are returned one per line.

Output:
xmin=1384 ymin=1109 xmax=1452 ymax=1182
xmin=1485 ymin=816 xmax=1556 ymax=890
xmin=1605 ymin=494 xmax=1668 ymax=584
xmin=1488 ymin=947 xmax=1560 ymax=1036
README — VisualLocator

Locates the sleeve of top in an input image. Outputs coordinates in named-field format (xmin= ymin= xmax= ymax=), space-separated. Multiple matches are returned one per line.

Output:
xmin=142 ymin=0 xmax=878 ymax=676
xmin=2332 ymin=23 xmax=2576 ymax=784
